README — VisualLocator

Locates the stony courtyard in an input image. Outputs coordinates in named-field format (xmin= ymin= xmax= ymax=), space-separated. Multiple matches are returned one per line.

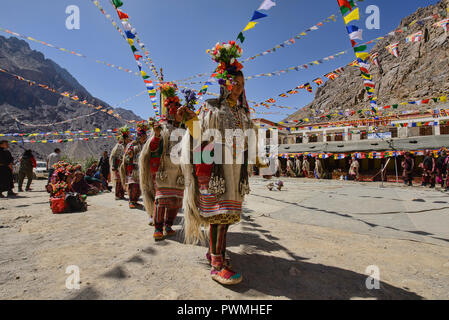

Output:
xmin=0 ymin=177 xmax=448 ymax=300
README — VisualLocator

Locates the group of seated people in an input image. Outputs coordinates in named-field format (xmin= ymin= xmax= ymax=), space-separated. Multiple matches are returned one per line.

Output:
xmin=47 ymin=161 xmax=111 ymax=198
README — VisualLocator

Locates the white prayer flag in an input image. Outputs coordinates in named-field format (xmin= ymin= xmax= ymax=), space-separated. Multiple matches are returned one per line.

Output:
xmin=258 ymin=0 xmax=276 ymax=11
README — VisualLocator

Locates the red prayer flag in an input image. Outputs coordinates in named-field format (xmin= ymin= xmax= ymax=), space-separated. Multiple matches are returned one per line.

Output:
xmin=117 ymin=10 xmax=129 ymax=20
xmin=338 ymin=0 xmax=353 ymax=11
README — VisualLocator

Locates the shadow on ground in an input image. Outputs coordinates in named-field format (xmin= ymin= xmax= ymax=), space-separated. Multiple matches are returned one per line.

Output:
xmin=251 ymin=193 xmax=449 ymax=244
xmin=226 ymin=251 xmax=423 ymax=300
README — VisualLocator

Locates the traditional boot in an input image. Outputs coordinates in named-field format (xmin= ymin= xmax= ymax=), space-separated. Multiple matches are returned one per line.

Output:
xmin=153 ymin=228 xmax=164 ymax=241
xmin=210 ymin=254 xmax=242 ymax=285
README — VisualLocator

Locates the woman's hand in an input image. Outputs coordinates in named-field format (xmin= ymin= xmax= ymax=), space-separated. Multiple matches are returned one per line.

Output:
xmin=176 ymin=106 xmax=196 ymax=123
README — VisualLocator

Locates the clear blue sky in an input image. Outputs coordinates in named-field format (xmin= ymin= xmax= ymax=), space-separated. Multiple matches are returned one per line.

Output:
xmin=0 ymin=0 xmax=440 ymax=123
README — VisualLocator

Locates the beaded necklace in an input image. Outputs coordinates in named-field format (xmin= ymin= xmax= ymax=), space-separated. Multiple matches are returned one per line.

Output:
xmin=227 ymin=98 xmax=242 ymax=129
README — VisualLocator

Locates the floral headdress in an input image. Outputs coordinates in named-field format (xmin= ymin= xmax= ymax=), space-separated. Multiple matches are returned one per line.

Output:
xmin=119 ymin=126 xmax=130 ymax=139
xmin=148 ymin=117 xmax=162 ymax=129
xmin=207 ymin=41 xmax=243 ymax=91
xmin=52 ymin=181 xmax=69 ymax=197
xmin=136 ymin=121 xmax=149 ymax=137
xmin=117 ymin=126 xmax=130 ymax=142
xmin=181 ymin=89 xmax=198 ymax=111
xmin=159 ymin=82 xmax=181 ymax=121
xmin=53 ymin=161 xmax=72 ymax=176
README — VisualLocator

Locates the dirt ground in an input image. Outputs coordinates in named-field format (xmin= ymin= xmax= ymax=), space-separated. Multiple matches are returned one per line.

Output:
xmin=0 ymin=178 xmax=448 ymax=300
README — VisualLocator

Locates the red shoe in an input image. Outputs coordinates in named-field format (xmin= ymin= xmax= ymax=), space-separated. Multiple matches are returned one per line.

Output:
xmin=153 ymin=230 xmax=164 ymax=241
xmin=211 ymin=267 xmax=242 ymax=285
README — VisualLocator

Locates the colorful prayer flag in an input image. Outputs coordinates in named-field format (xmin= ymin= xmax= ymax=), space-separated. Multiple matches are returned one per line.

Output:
xmin=344 ymin=7 xmax=360 ymax=25
xmin=258 ymin=0 xmax=276 ymax=11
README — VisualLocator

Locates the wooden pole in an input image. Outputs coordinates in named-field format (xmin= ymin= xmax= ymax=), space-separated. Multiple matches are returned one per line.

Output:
xmin=159 ymin=68 xmax=164 ymax=117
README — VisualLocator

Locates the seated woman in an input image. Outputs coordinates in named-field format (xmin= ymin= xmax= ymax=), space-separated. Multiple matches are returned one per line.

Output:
xmin=71 ymin=171 xmax=99 ymax=196
xmin=93 ymin=171 xmax=112 ymax=191
xmin=84 ymin=163 xmax=106 ymax=191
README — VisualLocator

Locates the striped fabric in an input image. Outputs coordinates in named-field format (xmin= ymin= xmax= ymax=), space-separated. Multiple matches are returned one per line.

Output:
xmin=199 ymin=193 xmax=242 ymax=216
xmin=155 ymin=188 xmax=184 ymax=199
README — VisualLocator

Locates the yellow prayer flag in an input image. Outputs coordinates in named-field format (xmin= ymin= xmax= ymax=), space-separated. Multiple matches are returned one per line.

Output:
xmin=344 ymin=8 xmax=360 ymax=25
xmin=440 ymin=96 xmax=448 ymax=102
xmin=300 ymin=32 xmax=306 ymax=36
xmin=355 ymin=52 xmax=370 ymax=61
xmin=361 ymin=73 xmax=372 ymax=80
xmin=95 ymin=128 xmax=100 ymax=132
xmin=141 ymin=71 xmax=147 ymax=77
xmin=243 ymin=21 xmax=258 ymax=32
xmin=128 ymin=39 xmax=134 ymax=45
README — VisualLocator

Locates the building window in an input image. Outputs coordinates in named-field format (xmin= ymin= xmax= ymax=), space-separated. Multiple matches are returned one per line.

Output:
xmin=441 ymin=124 xmax=449 ymax=135
xmin=360 ymin=131 xmax=367 ymax=140
xmin=296 ymin=136 xmax=303 ymax=143
xmin=389 ymin=128 xmax=398 ymax=138
xmin=309 ymin=135 xmax=318 ymax=143
xmin=334 ymin=133 xmax=344 ymax=142
xmin=419 ymin=126 xmax=433 ymax=136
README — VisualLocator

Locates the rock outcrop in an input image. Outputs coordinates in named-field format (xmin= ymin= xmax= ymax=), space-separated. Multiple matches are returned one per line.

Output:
xmin=285 ymin=0 xmax=449 ymax=124
xmin=0 ymin=35 xmax=143 ymax=161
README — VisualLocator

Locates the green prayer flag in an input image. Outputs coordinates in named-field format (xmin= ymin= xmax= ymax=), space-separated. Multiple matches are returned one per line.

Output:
xmin=112 ymin=0 xmax=123 ymax=8
xmin=237 ymin=32 xmax=245 ymax=43
xmin=131 ymin=45 xmax=138 ymax=52
xmin=353 ymin=45 xmax=367 ymax=52
xmin=392 ymin=104 xmax=398 ymax=109
xmin=340 ymin=0 xmax=356 ymax=15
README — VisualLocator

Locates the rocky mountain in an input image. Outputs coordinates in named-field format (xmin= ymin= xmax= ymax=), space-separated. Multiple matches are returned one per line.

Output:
xmin=285 ymin=0 xmax=449 ymax=124
xmin=0 ymin=35 xmax=143 ymax=161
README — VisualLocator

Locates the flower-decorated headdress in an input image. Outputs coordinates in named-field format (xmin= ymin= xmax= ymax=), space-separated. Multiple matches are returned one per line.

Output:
xmin=148 ymin=117 xmax=162 ymax=129
xmin=207 ymin=40 xmax=250 ymax=114
xmin=136 ymin=121 xmax=149 ymax=137
xmin=52 ymin=161 xmax=72 ymax=177
xmin=159 ymin=82 xmax=181 ymax=121
xmin=117 ymin=126 xmax=130 ymax=142
xmin=207 ymin=41 xmax=243 ymax=91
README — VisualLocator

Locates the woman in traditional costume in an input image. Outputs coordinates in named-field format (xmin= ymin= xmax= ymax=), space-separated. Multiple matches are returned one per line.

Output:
xmin=122 ymin=121 xmax=148 ymax=209
xmin=286 ymin=157 xmax=295 ymax=177
xmin=314 ymin=157 xmax=324 ymax=179
xmin=110 ymin=127 xmax=131 ymax=200
xmin=295 ymin=156 xmax=302 ymax=177
xmin=139 ymin=83 xmax=186 ymax=240
xmin=302 ymin=156 xmax=310 ymax=178
xmin=178 ymin=41 xmax=265 ymax=285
